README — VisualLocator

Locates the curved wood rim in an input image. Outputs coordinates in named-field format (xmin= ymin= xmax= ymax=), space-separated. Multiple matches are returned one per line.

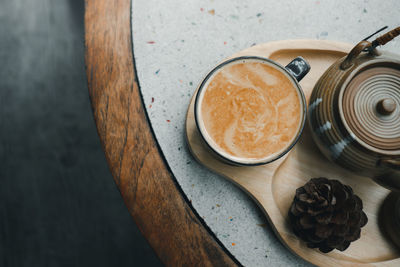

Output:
xmin=84 ymin=0 xmax=238 ymax=265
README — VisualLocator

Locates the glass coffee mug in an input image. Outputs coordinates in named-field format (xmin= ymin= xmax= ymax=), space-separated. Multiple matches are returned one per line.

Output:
xmin=194 ymin=56 xmax=310 ymax=166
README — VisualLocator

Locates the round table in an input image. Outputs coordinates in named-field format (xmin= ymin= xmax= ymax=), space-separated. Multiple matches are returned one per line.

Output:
xmin=85 ymin=0 xmax=400 ymax=265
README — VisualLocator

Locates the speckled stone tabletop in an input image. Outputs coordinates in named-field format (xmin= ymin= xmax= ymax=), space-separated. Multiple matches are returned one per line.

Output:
xmin=131 ymin=1 xmax=399 ymax=265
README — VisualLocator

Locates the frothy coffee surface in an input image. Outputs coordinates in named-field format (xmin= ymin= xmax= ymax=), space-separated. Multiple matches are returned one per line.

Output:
xmin=200 ymin=60 xmax=302 ymax=160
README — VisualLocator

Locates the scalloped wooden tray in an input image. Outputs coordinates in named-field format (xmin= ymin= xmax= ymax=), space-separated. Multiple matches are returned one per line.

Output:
xmin=185 ymin=40 xmax=400 ymax=266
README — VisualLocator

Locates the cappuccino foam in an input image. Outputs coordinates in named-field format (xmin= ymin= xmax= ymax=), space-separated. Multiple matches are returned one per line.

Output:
xmin=199 ymin=59 xmax=302 ymax=161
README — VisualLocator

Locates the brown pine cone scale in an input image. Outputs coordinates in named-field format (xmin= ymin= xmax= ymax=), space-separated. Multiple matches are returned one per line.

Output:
xmin=289 ymin=178 xmax=368 ymax=253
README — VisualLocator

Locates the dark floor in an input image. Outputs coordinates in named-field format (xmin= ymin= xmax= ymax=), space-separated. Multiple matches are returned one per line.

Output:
xmin=0 ymin=1 xmax=161 ymax=266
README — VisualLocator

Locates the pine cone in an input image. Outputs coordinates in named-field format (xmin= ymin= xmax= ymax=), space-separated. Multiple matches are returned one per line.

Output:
xmin=288 ymin=177 xmax=368 ymax=253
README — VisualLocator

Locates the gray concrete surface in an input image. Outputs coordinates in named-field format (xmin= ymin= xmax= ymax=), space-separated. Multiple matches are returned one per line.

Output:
xmin=0 ymin=1 xmax=161 ymax=266
xmin=132 ymin=0 xmax=399 ymax=266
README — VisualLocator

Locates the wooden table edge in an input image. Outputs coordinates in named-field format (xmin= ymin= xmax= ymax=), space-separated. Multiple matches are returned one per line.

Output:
xmin=84 ymin=0 xmax=238 ymax=265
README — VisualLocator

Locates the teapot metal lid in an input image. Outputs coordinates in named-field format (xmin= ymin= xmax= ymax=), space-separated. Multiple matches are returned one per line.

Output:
xmin=340 ymin=66 xmax=400 ymax=155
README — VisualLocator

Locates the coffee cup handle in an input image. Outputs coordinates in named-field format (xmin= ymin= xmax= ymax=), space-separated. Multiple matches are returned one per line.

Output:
xmin=284 ymin=56 xmax=311 ymax=82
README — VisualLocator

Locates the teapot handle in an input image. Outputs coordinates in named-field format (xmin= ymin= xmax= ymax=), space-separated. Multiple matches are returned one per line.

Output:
xmin=373 ymin=26 xmax=400 ymax=46
xmin=381 ymin=159 xmax=400 ymax=171
xmin=340 ymin=41 xmax=372 ymax=70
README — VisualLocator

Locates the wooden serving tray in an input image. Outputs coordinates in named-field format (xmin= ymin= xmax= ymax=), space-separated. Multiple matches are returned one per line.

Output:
xmin=185 ymin=40 xmax=400 ymax=266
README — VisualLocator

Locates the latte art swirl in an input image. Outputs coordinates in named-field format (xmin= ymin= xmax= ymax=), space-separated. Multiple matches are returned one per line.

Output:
xmin=200 ymin=60 xmax=302 ymax=160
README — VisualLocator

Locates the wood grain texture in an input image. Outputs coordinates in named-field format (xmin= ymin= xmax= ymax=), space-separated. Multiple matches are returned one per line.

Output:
xmin=84 ymin=0 xmax=237 ymax=266
xmin=186 ymin=40 xmax=400 ymax=266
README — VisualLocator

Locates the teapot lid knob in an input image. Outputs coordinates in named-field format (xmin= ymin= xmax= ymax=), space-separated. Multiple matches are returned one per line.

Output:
xmin=377 ymin=98 xmax=396 ymax=115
